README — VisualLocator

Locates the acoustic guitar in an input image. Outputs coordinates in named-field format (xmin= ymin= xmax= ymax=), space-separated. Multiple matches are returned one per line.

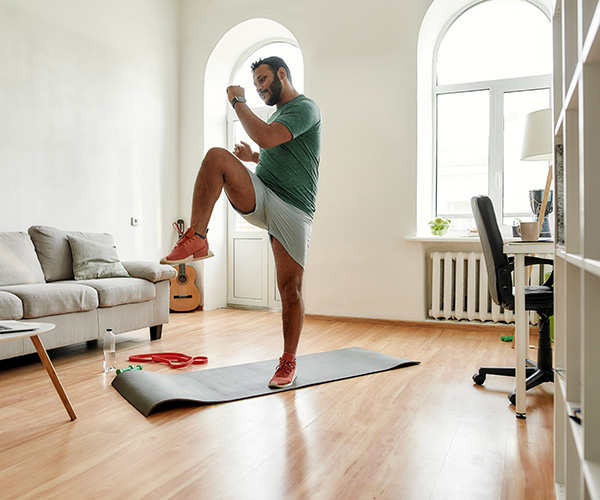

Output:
xmin=169 ymin=220 xmax=202 ymax=312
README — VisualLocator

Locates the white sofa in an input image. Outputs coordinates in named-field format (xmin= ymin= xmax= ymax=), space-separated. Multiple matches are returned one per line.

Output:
xmin=0 ymin=226 xmax=176 ymax=360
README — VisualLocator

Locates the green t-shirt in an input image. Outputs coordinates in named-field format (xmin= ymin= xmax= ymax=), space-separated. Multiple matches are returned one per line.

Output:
xmin=256 ymin=95 xmax=322 ymax=217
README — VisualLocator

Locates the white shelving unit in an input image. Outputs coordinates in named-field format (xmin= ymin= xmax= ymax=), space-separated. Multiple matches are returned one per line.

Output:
xmin=553 ymin=0 xmax=600 ymax=498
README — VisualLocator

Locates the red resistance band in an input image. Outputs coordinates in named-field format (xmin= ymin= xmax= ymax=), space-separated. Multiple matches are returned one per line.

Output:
xmin=128 ymin=352 xmax=208 ymax=369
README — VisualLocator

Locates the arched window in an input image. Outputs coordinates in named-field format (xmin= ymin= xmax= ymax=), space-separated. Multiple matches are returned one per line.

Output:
xmin=433 ymin=0 xmax=551 ymax=231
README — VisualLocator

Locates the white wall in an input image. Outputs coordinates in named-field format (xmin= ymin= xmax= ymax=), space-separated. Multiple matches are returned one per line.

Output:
xmin=0 ymin=0 xmax=180 ymax=260
xmin=178 ymin=0 xmax=432 ymax=320
xmin=0 ymin=0 xmax=476 ymax=321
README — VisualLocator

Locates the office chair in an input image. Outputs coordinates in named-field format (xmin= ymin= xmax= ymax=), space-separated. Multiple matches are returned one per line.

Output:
xmin=471 ymin=195 xmax=554 ymax=405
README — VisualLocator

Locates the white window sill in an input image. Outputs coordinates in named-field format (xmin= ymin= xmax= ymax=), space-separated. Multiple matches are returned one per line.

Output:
xmin=405 ymin=233 xmax=481 ymax=243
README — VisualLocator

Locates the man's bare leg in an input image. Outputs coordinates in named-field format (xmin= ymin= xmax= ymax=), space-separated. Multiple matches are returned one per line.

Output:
xmin=271 ymin=237 xmax=304 ymax=356
xmin=189 ymin=147 xmax=256 ymax=234
xmin=161 ymin=147 xmax=256 ymax=264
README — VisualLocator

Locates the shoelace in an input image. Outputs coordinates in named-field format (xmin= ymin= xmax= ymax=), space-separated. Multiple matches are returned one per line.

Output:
xmin=128 ymin=352 xmax=208 ymax=369
xmin=173 ymin=224 xmax=207 ymax=249
xmin=276 ymin=359 xmax=295 ymax=375
xmin=172 ymin=221 xmax=185 ymax=238
xmin=172 ymin=223 xmax=192 ymax=248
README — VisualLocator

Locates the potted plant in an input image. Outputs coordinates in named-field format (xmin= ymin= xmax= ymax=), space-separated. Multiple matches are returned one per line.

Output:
xmin=428 ymin=217 xmax=451 ymax=236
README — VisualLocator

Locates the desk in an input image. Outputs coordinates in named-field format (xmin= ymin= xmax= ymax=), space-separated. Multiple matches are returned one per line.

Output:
xmin=0 ymin=323 xmax=77 ymax=420
xmin=503 ymin=240 xmax=554 ymax=419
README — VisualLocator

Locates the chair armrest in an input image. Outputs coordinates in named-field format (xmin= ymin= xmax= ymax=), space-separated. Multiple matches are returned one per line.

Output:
xmin=524 ymin=257 xmax=553 ymax=286
xmin=121 ymin=261 xmax=177 ymax=282
xmin=524 ymin=256 xmax=554 ymax=267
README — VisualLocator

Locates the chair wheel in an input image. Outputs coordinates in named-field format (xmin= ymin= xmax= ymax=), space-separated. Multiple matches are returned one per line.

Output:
xmin=508 ymin=392 xmax=516 ymax=406
xmin=473 ymin=373 xmax=486 ymax=385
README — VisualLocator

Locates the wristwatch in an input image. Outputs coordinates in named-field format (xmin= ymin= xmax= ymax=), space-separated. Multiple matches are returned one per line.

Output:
xmin=231 ymin=96 xmax=246 ymax=109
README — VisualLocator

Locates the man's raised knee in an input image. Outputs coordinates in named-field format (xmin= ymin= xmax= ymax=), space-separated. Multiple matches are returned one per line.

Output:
xmin=203 ymin=147 xmax=231 ymax=165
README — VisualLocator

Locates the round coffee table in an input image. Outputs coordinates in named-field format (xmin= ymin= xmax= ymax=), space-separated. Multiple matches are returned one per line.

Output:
xmin=0 ymin=322 xmax=76 ymax=420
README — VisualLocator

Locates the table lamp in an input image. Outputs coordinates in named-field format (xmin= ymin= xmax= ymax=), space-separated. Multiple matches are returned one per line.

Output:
xmin=521 ymin=108 xmax=553 ymax=237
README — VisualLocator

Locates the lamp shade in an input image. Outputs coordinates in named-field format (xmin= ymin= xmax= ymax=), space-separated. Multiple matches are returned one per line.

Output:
xmin=521 ymin=108 xmax=553 ymax=161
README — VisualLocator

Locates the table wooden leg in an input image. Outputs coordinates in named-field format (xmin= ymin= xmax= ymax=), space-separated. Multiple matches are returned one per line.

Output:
xmin=30 ymin=335 xmax=77 ymax=421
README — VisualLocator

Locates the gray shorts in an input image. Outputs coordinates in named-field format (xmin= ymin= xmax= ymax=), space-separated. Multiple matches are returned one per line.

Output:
xmin=232 ymin=168 xmax=313 ymax=268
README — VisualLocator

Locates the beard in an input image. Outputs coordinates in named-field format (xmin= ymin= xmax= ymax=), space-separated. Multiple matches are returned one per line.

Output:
xmin=263 ymin=73 xmax=283 ymax=106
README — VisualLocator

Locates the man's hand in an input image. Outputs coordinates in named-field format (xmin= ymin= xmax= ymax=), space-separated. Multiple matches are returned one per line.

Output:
xmin=227 ymin=84 xmax=292 ymax=149
xmin=227 ymin=85 xmax=245 ymax=103
xmin=233 ymin=141 xmax=257 ymax=163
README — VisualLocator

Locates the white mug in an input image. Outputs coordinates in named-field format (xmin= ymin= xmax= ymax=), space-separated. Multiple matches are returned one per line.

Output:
xmin=516 ymin=222 xmax=539 ymax=241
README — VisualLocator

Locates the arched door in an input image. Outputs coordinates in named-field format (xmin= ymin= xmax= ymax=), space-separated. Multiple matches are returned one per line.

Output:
xmin=226 ymin=41 xmax=304 ymax=309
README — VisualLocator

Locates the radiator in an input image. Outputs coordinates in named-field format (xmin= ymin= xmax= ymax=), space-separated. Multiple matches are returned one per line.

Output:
xmin=428 ymin=251 xmax=516 ymax=323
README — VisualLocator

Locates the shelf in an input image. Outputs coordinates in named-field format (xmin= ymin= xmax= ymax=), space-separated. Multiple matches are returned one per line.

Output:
xmin=555 ymin=249 xmax=584 ymax=267
xmin=564 ymin=68 xmax=580 ymax=112
xmin=583 ymin=459 xmax=600 ymax=500
xmin=553 ymin=4 xmax=564 ymax=114
xmin=563 ymin=0 xmax=579 ymax=96
xmin=554 ymin=112 xmax=564 ymax=136
xmin=584 ymin=257 xmax=600 ymax=278
xmin=554 ymin=0 xmax=600 ymax=495
xmin=583 ymin=0 xmax=600 ymax=63
xmin=568 ymin=408 xmax=584 ymax=459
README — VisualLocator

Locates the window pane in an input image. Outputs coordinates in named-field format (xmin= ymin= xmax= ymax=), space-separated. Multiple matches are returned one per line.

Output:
xmin=437 ymin=0 xmax=552 ymax=85
xmin=503 ymin=88 xmax=551 ymax=225
xmin=437 ymin=91 xmax=489 ymax=224
xmin=233 ymin=42 xmax=304 ymax=108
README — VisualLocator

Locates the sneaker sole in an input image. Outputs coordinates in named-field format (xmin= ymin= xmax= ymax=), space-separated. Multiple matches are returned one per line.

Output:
xmin=268 ymin=373 xmax=297 ymax=388
xmin=160 ymin=250 xmax=214 ymax=265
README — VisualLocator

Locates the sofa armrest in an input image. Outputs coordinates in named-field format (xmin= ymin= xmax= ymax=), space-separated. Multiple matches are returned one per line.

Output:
xmin=121 ymin=261 xmax=177 ymax=283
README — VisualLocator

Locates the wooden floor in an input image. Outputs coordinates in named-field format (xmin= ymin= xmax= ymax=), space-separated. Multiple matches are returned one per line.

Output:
xmin=0 ymin=309 xmax=554 ymax=500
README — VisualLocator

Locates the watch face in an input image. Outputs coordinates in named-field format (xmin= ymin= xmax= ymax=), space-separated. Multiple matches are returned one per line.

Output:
xmin=232 ymin=96 xmax=246 ymax=109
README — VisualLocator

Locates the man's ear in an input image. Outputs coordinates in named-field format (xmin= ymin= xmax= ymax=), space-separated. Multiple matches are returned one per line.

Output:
xmin=277 ymin=67 xmax=287 ymax=81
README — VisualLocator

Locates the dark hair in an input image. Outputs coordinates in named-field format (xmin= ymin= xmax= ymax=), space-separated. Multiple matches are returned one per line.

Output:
xmin=251 ymin=56 xmax=292 ymax=83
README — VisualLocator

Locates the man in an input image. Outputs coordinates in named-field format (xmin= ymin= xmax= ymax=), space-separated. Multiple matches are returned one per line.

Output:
xmin=161 ymin=56 xmax=322 ymax=388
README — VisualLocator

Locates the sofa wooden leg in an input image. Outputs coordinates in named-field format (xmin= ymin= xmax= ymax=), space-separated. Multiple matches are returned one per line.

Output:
xmin=150 ymin=325 xmax=163 ymax=340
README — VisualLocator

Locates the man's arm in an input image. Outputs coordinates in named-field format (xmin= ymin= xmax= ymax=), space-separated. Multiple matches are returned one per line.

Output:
xmin=233 ymin=141 xmax=259 ymax=163
xmin=227 ymin=86 xmax=292 ymax=149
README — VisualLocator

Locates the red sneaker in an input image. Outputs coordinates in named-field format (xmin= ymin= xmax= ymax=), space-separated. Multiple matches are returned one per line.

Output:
xmin=268 ymin=352 xmax=297 ymax=388
xmin=160 ymin=227 xmax=214 ymax=265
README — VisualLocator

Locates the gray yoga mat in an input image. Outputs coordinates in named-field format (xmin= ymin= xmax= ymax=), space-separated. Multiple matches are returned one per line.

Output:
xmin=112 ymin=347 xmax=419 ymax=416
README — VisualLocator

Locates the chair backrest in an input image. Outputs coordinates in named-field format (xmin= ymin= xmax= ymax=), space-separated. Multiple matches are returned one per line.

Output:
xmin=471 ymin=195 xmax=510 ymax=306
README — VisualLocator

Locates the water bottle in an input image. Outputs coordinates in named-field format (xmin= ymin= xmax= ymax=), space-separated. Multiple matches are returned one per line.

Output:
xmin=103 ymin=328 xmax=116 ymax=372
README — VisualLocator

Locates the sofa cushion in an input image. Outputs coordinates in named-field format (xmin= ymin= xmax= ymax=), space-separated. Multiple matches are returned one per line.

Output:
xmin=64 ymin=278 xmax=155 ymax=307
xmin=121 ymin=261 xmax=177 ymax=283
xmin=28 ymin=226 xmax=116 ymax=282
xmin=67 ymin=236 xmax=130 ymax=280
xmin=0 ymin=283 xmax=99 ymax=319
xmin=0 ymin=291 xmax=24 ymax=320
xmin=0 ymin=232 xmax=46 ymax=286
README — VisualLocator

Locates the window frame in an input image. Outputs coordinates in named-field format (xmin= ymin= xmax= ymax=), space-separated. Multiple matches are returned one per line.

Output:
xmin=430 ymin=0 xmax=552 ymax=234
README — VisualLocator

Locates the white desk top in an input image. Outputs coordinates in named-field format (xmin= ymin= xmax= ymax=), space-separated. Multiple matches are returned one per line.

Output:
xmin=503 ymin=240 xmax=555 ymax=254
